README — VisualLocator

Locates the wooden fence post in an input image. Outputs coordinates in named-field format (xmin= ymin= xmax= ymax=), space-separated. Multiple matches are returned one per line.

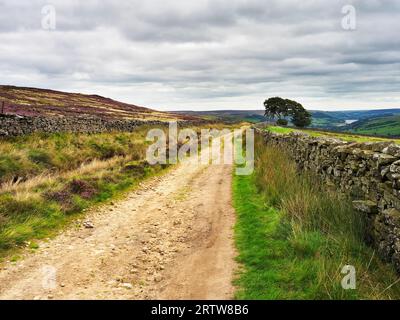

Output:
xmin=1 ymin=101 xmax=4 ymax=114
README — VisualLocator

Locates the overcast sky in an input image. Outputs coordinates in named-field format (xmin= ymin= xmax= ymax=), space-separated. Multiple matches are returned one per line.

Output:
xmin=0 ymin=0 xmax=399 ymax=111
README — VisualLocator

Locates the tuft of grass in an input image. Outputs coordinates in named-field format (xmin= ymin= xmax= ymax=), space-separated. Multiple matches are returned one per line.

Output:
xmin=10 ymin=255 xmax=21 ymax=262
xmin=233 ymin=134 xmax=400 ymax=299
xmin=28 ymin=149 xmax=53 ymax=167
xmin=0 ymin=155 xmax=23 ymax=182
xmin=29 ymin=241 xmax=39 ymax=250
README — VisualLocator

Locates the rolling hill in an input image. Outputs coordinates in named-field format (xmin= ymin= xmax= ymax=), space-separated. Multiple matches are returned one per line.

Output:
xmin=0 ymin=85 xmax=195 ymax=122
xmin=309 ymin=109 xmax=400 ymax=137
xmin=308 ymin=109 xmax=400 ymax=129
xmin=346 ymin=115 xmax=400 ymax=137
xmin=176 ymin=108 xmax=400 ymax=128
xmin=174 ymin=110 xmax=266 ymax=123
xmin=176 ymin=108 xmax=400 ymax=137
xmin=6 ymin=86 xmax=397 ymax=134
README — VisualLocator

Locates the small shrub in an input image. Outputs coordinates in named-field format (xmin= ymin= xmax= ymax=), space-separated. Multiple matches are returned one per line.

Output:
xmin=89 ymin=141 xmax=124 ymax=159
xmin=122 ymin=160 xmax=148 ymax=176
xmin=28 ymin=149 xmax=52 ymax=166
xmin=0 ymin=155 xmax=23 ymax=182
xmin=70 ymin=195 xmax=89 ymax=213
xmin=44 ymin=179 xmax=97 ymax=213
xmin=45 ymin=190 xmax=74 ymax=212
xmin=68 ymin=179 xmax=97 ymax=199
xmin=276 ymin=119 xmax=288 ymax=126
xmin=45 ymin=190 xmax=71 ymax=203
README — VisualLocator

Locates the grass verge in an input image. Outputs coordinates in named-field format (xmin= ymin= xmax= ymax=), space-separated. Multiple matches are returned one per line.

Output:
xmin=233 ymin=134 xmax=400 ymax=299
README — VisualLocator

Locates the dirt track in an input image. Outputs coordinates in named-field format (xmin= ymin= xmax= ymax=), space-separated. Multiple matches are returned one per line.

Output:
xmin=0 ymin=146 xmax=236 ymax=300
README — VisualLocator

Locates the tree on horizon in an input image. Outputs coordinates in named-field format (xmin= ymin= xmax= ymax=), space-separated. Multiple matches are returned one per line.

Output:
xmin=263 ymin=97 xmax=312 ymax=128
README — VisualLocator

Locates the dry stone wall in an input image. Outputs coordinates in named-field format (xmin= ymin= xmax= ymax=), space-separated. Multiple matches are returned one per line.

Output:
xmin=0 ymin=114 xmax=204 ymax=137
xmin=259 ymin=128 xmax=400 ymax=272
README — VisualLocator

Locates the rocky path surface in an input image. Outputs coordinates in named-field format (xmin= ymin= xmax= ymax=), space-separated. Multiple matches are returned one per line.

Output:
xmin=0 ymin=147 xmax=236 ymax=300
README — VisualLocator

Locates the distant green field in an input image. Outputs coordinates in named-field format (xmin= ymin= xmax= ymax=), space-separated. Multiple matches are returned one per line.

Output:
xmin=309 ymin=109 xmax=400 ymax=133
xmin=266 ymin=126 xmax=400 ymax=144
xmin=175 ymin=109 xmax=400 ymax=134
xmin=348 ymin=115 xmax=400 ymax=137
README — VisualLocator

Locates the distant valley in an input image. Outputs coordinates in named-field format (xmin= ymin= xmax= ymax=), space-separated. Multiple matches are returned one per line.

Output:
xmin=1 ymin=85 xmax=399 ymax=137
xmin=177 ymin=108 xmax=400 ymax=137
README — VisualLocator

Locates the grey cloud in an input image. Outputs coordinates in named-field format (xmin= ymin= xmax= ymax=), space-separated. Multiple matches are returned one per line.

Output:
xmin=0 ymin=0 xmax=399 ymax=111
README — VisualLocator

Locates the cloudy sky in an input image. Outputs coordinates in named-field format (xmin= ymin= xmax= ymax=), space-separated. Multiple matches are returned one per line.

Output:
xmin=0 ymin=0 xmax=399 ymax=111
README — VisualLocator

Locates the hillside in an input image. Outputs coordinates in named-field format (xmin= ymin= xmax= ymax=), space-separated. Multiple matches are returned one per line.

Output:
xmin=174 ymin=110 xmax=266 ymax=123
xmin=309 ymin=109 xmax=400 ymax=130
xmin=346 ymin=115 xmax=400 ymax=137
xmin=0 ymin=85 xmax=194 ymax=121
xmin=176 ymin=109 xmax=400 ymax=134
xmin=309 ymin=110 xmax=344 ymax=127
